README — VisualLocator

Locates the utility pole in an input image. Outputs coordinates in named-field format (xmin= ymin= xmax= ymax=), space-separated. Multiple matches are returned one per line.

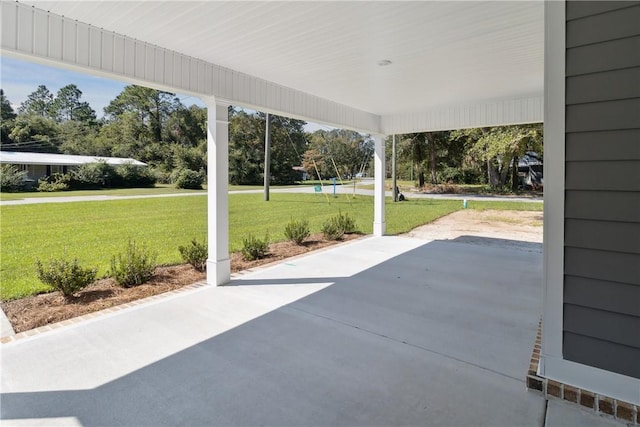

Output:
xmin=264 ymin=113 xmax=271 ymax=201
xmin=392 ymin=134 xmax=397 ymax=202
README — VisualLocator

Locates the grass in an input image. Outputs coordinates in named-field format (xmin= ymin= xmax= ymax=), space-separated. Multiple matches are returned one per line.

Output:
xmin=357 ymin=181 xmax=543 ymax=197
xmin=0 ymin=184 xmax=205 ymax=201
xmin=0 ymin=182 xmax=345 ymax=200
xmin=358 ymin=179 xmax=414 ymax=191
xmin=0 ymin=193 xmax=542 ymax=301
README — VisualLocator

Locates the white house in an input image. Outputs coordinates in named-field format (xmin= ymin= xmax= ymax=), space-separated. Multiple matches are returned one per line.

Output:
xmin=0 ymin=151 xmax=147 ymax=181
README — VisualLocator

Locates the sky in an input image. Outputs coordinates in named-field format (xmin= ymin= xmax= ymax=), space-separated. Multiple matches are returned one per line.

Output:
xmin=0 ymin=55 xmax=329 ymax=133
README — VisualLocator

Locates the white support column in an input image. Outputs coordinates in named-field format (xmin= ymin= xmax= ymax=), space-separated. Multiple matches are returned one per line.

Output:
xmin=373 ymin=134 xmax=386 ymax=236
xmin=205 ymin=99 xmax=231 ymax=286
xmin=540 ymin=0 xmax=566 ymax=368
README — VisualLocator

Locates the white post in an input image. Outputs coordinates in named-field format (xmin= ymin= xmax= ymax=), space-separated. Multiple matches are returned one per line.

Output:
xmin=392 ymin=134 xmax=397 ymax=202
xmin=373 ymin=134 xmax=386 ymax=236
xmin=205 ymin=99 xmax=231 ymax=286
xmin=264 ymin=113 xmax=271 ymax=201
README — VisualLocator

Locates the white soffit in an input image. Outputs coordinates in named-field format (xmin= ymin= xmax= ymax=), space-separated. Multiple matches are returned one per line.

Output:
xmin=8 ymin=1 xmax=544 ymax=132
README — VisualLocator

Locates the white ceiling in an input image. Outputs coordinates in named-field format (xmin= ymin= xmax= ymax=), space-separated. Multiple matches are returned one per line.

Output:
xmin=23 ymin=1 xmax=544 ymax=118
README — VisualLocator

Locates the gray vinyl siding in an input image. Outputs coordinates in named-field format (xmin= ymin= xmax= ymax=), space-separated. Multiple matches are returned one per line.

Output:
xmin=564 ymin=1 xmax=640 ymax=379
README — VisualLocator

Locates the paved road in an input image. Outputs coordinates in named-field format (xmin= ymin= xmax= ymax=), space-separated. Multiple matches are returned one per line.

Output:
xmin=0 ymin=183 xmax=542 ymax=206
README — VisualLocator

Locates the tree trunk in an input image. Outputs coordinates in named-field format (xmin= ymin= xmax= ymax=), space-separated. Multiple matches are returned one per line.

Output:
xmin=487 ymin=159 xmax=500 ymax=188
xmin=426 ymin=133 xmax=437 ymax=184
xmin=498 ymin=157 xmax=511 ymax=187
xmin=418 ymin=168 xmax=425 ymax=188
xmin=511 ymin=156 xmax=519 ymax=191
xmin=430 ymin=143 xmax=437 ymax=184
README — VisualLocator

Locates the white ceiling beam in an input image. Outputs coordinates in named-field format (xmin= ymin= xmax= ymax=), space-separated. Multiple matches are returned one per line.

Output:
xmin=381 ymin=95 xmax=543 ymax=135
xmin=1 ymin=2 xmax=381 ymax=133
xmin=2 ymin=2 xmax=543 ymax=135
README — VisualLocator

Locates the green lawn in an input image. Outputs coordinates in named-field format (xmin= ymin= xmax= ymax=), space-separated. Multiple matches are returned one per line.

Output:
xmin=0 ymin=193 xmax=542 ymax=301
xmin=0 ymin=184 xmax=206 ymax=201
xmin=0 ymin=182 xmax=344 ymax=200
xmin=357 ymin=179 xmax=415 ymax=191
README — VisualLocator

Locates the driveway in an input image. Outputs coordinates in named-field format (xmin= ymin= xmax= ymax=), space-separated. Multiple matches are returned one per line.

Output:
xmin=1 ymin=234 xmax=546 ymax=426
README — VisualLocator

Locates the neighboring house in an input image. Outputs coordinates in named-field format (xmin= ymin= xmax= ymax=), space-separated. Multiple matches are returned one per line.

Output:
xmin=292 ymin=166 xmax=310 ymax=181
xmin=518 ymin=152 xmax=543 ymax=190
xmin=0 ymin=151 xmax=147 ymax=181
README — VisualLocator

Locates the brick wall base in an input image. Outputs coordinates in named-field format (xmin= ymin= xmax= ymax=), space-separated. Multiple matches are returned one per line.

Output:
xmin=526 ymin=319 xmax=639 ymax=425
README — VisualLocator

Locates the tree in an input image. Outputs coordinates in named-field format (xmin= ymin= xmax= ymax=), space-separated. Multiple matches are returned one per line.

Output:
xmin=8 ymin=114 xmax=60 ymax=152
xmin=452 ymin=124 xmax=543 ymax=189
xmin=164 ymin=105 xmax=208 ymax=174
xmin=424 ymin=131 xmax=450 ymax=184
xmin=228 ymin=109 xmax=307 ymax=185
xmin=96 ymin=111 xmax=153 ymax=160
xmin=58 ymin=120 xmax=101 ymax=155
xmin=0 ymin=89 xmax=15 ymax=121
xmin=104 ymin=85 xmax=181 ymax=143
xmin=49 ymin=84 xmax=96 ymax=123
xmin=172 ymin=143 xmax=207 ymax=172
xmin=266 ymin=114 xmax=307 ymax=184
xmin=398 ymin=133 xmax=429 ymax=187
xmin=1 ymin=89 xmax=16 ymax=144
xmin=18 ymin=85 xmax=54 ymax=117
xmin=164 ymin=105 xmax=207 ymax=147
xmin=303 ymin=129 xmax=372 ymax=180
xmin=228 ymin=109 xmax=264 ymax=185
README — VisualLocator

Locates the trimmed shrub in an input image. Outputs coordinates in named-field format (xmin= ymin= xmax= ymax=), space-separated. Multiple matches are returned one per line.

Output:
xmin=335 ymin=210 xmax=358 ymax=234
xmin=0 ymin=164 xmax=28 ymax=192
xmin=284 ymin=219 xmax=310 ymax=245
xmin=114 ymin=163 xmax=156 ymax=188
xmin=173 ymin=168 xmax=205 ymax=189
xmin=37 ymin=173 xmax=70 ymax=192
xmin=179 ymin=238 xmax=208 ymax=272
xmin=322 ymin=217 xmax=344 ymax=241
xmin=241 ymin=233 xmax=269 ymax=261
xmin=35 ymin=257 xmax=97 ymax=299
xmin=70 ymin=161 xmax=118 ymax=189
xmin=110 ymin=240 xmax=157 ymax=287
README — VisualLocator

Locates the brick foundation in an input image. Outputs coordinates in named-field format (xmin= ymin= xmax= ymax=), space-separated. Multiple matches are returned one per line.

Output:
xmin=526 ymin=319 xmax=638 ymax=425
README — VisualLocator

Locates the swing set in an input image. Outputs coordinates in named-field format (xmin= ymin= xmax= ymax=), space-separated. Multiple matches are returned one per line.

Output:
xmin=275 ymin=115 xmax=362 ymax=206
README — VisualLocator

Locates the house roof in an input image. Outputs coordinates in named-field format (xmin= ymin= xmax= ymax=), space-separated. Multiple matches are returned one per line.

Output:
xmin=5 ymin=1 xmax=544 ymax=134
xmin=0 ymin=151 xmax=147 ymax=167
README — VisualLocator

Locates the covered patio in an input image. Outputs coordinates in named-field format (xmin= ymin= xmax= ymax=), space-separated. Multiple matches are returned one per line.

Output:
xmin=1 ymin=234 xmax=548 ymax=426
xmin=2 ymin=0 xmax=638 ymax=422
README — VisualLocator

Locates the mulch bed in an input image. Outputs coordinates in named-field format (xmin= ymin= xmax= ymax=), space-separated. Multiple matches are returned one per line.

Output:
xmin=2 ymin=232 xmax=362 ymax=334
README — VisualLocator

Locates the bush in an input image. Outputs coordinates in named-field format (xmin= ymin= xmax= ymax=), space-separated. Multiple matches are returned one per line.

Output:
xmin=114 ymin=163 xmax=156 ymax=188
xmin=70 ymin=161 xmax=118 ymax=189
xmin=37 ymin=173 xmax=70 ymax=192
xmin=173 ymin=168 xmax=205 ymax=189
xmin=422 ymin=184 xmax=461 ymax=194
xmin=0 ymin=164 xmax=27 ymax=192
xmin=35 ymin=257 xmax=97 ymax=298
xmin=335 ymin=210 xmax=358 ymax=234
xmin=110 ymin=240 xmax=158 ymax=287
xmin=322 ymin=217 xmax=344 ymax=241
xmin=284 ymin=219 xmax=310 ymax=245
xmin=152 ymin=168 xmax=172 ymax=184
xmin=241 ymin=233 xmax=269 ymax=261
xmin=179 ymin=238 xmax=208 ymax=272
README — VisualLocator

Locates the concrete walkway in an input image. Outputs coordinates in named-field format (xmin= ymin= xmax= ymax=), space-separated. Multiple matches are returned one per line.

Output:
xmin=1 ymin=235 xmax=552 ymax=426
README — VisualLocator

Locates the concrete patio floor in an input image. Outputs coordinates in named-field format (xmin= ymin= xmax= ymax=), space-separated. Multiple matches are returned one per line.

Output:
xmin=0 ymin=235 xmax=613 ymax=426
